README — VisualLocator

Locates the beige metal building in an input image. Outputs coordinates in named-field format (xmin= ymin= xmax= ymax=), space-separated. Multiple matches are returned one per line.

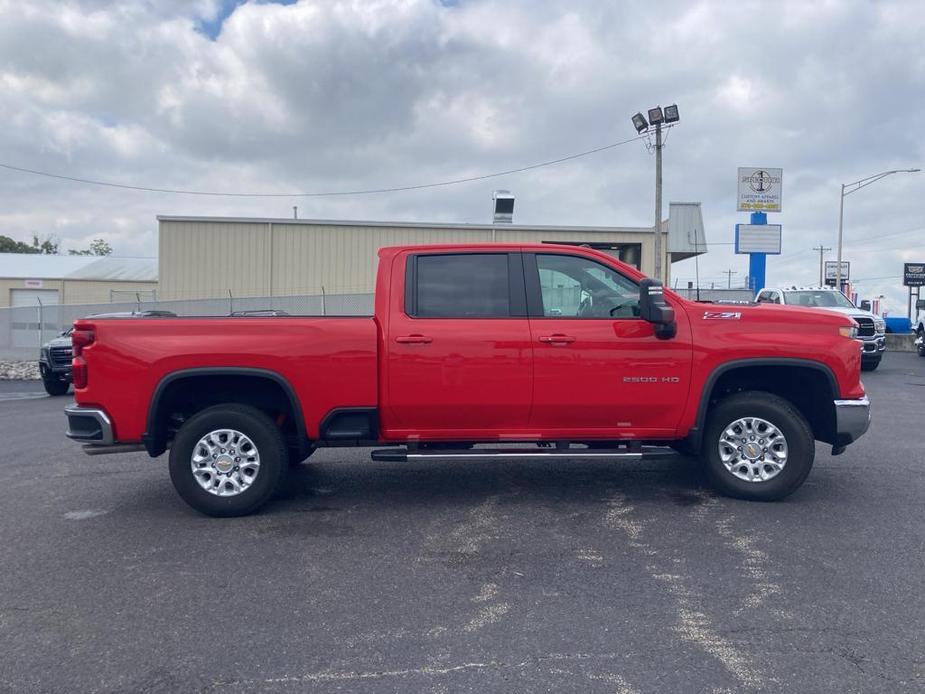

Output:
xmin=0 ymin=254 xmax=158 ymax=308
xmin=157 ymin=203 xmax=706 ymax=301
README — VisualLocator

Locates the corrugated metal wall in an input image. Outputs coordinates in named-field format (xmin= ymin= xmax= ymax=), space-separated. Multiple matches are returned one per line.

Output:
xmin=159 ymin=219 xmax=664 ymax=300
xmin=0 ymin=279 xmax=158 ymax=308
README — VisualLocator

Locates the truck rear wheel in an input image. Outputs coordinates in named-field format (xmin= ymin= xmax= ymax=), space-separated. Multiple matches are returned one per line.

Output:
xmin=702 ymin=391 xmax=814 ymax=501
xmin=169 ymin=404 xmax=288 ymax=517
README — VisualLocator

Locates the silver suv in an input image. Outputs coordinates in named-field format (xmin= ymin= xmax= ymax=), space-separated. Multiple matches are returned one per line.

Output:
xmin=757 ymin=286 xmax=886 ymax=371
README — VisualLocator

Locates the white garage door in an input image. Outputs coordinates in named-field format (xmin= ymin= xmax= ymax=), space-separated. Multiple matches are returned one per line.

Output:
xmin=10 ymin=289 xmax=60 ymax=349
xmin=11 ymin=288 xmax=60 ymax=307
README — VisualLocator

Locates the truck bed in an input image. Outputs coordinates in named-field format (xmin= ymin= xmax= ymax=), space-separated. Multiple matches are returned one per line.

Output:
xmin=73 ymin=316 xmax=379 ymax=442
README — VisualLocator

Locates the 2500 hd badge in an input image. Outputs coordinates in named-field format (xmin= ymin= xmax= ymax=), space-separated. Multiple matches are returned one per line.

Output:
xmin=623 ymin=376 xmax=681 ymax=383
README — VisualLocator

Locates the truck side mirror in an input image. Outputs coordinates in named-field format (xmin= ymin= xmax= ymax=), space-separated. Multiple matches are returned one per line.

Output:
xmin=917 ymin=299 xmax=925 ymax=311
xmin=639 ymin=279 xmax=677 ymax=339
xmin=859 ymin=300 xmax=871 ymax=311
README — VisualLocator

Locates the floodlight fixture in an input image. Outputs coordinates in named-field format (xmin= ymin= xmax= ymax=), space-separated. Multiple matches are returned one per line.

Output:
xmin=647 ymin=106 xmax=664 ymax=125
xmin=631 ymin=112 xmax=648 ymax=133
xmin=663 ymin=104 xmax=680 ymax=123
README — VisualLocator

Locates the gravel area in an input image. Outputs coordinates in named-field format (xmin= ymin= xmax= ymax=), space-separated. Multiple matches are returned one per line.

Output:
xmin=0 ymin=361 xmax=41 ymax=380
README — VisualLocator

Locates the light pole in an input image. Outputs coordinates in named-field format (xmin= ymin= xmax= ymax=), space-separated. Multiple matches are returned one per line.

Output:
xmin=632 ymin=105 xmax=679 ymax=284
xmin=835 ymin=168 xmax=920 ymax=289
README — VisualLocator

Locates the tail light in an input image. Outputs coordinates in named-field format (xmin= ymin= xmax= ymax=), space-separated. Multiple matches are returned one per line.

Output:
xmin=72 ymin=357 xmax=88 ymax=389
xmin=71 ymin=329 xmax=95 ymax=357
xmin=71 ymin=328 xmax=94 ymax=389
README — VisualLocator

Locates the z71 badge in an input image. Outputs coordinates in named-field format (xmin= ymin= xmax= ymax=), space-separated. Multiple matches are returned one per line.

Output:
xmin=703 ymin=311 xmax=742 ymax=320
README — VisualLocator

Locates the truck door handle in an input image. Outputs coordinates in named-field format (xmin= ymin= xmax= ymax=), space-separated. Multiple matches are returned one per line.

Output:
xmin=539 ymin=334 xmax=576 ymax=344
xmin=395 ymin=334 xmax=433 ymax=344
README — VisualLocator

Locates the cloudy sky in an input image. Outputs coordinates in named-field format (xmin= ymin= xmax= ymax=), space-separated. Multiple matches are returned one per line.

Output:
xmin=0 ymin=0 xmax=923 ymax=310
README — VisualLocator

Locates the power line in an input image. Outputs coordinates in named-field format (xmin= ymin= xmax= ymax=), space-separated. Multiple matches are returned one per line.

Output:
xmin=0 ymin=135 xmax=648 ymax=198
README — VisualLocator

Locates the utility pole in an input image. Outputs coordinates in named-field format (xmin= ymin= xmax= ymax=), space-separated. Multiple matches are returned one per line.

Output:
xmin=813 ymin=245 xmax=831 ymax=286
xmin=723 ymin=269 xmax=738 ymax=288
xmin=631 ymin=105 xmax=678 ymax=284
xmin=653 ymin=121 xmax=663 ymax=284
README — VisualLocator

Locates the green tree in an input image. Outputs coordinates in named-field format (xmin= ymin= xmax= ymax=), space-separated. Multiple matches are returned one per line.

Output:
xmin=0 ymin=235 xmax=39 ymax=253
xmin=68 ymin=238 xmax=113 ymax=256
xmin=0 ymin=234 xmax=60 ymax=254
xmin=32 ymin=235 xmax=59 ymax=254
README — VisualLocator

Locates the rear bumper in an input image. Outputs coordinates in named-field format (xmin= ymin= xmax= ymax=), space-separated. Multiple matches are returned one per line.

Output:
xmin=65 ymin=405 xmax=114 ymax=445
xmin=834 ymin=395 xmax=871 ymax=446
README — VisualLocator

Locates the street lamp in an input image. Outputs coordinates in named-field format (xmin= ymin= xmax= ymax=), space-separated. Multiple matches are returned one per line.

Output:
xmin=835 ymin=168 xmax=920 ymax=288
xmin=630 ymin=104 xmax=679 ymax=284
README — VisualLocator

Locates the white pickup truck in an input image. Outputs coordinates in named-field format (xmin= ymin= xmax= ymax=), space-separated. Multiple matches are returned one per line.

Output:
xmin=757 ymin=286 xmax=887 ymax=370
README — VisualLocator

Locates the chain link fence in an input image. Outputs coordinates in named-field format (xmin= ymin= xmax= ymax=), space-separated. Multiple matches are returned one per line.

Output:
xmin=674 ymin=288 xmax=755 ymax=303
xmin=1 ymin=287 xmax=757 ymax=362
xmin=0 ymin=291 xmax=374 ymax=361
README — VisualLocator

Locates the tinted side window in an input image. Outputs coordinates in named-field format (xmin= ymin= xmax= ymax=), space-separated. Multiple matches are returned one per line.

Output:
xmin=415 ymin=254 xmax=510 ymax=318
xmin=536 ymin=254 xmax=639 ymax=318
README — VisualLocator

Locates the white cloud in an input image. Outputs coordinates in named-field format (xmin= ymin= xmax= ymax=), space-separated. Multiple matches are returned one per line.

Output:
xmin=0 ymin=0 xmax=922 ymax=310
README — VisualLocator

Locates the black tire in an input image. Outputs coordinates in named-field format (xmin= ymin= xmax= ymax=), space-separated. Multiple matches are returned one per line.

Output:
xmin=861 ymin=358 xmax=881 ymax=372
xmin=917 ymin=329 xmax=925 ymax=358
xmin=169 ymin=404 xmax=288 ymax=517
xmin=42 ymin=375 xmax=69 ymax=396
xmin=701 ymin=391 xmax=814 ymax=502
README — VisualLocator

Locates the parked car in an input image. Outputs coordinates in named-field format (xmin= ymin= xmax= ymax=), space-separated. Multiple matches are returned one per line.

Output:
xmin=756 ymin=286 xmax=886 ymax=371
xmin=39 ymin=311 xmax=177 ymax=396
xmin=64 ymin=244 xmax=870 ymax=516
xmin=39 ymin=330 xmax=74 ymax=395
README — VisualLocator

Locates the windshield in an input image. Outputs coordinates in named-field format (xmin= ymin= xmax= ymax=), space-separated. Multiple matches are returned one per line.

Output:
xmin=784 ymin=290 xmax=856 ymax=309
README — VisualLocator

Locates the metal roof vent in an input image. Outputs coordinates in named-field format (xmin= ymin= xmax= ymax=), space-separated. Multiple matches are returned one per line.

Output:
xmin=492 ymin=190 xmax=514 ymax=224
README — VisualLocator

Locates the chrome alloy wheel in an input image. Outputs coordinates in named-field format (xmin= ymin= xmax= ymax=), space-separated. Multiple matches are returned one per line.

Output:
xmin=191 ymin=429 xmax=261 ymax=497
xmin=718 ymin=416 xmax=788 ymax=483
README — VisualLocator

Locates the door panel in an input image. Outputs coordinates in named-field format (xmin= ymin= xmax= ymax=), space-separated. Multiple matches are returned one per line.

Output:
xmin=385 ymin=252 xmax=533 ymax=435
xmin=530 ymin=317 xmax=692 ymax=433
xmin=526 ymin=253 xmax=693 ymax=436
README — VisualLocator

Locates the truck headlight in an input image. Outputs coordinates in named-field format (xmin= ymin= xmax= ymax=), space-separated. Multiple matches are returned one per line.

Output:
xmin=874 ymin=318 xmax=885 ymax=333
xmin=839 ymin=325 xmax=858 ymax=339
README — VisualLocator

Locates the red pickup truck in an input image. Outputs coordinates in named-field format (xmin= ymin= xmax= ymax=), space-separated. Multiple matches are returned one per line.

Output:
xmin=65 ymin=244 xmax=870 ymax=516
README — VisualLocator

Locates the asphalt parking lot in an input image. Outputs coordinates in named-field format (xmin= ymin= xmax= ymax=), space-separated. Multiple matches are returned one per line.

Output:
xmin=1 ymin=354 xmax=924 ymax=693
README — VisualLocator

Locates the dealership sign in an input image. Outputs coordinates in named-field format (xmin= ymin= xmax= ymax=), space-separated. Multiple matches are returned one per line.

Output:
xmin=735 ymin=224 xmax=782 ymax=254
xmin=737 ymin=167 xmax=783 ymax=212
xmin=904 ymin=262 xmax=925 ymax=287
xmin=824 ymin=260 xmax=850 ymax=285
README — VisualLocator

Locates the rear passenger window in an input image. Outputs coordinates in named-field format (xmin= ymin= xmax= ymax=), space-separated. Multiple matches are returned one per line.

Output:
xmin=413 ymin=254 xmax=510 ymax=318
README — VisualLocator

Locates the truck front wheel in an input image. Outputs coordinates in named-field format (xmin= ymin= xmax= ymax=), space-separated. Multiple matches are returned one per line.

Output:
xmin=169 ymin=404 xmax=288 ymax=517
xmin=702 ymin=391 xmax=814 ymax=502
xmin=42 ymin=373 xmax=70 ymax=396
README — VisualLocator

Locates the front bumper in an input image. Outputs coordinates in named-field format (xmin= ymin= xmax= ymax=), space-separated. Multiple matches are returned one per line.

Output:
xmin=65 ymin=405 xmax=114 ymax=445
xmin=834 ymin=395 xmax=871 ymax=446
xmin=40 ymin=362 xmax=72 ymax=378
xmin=860 ymin=335 xmax=886 ymax=359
